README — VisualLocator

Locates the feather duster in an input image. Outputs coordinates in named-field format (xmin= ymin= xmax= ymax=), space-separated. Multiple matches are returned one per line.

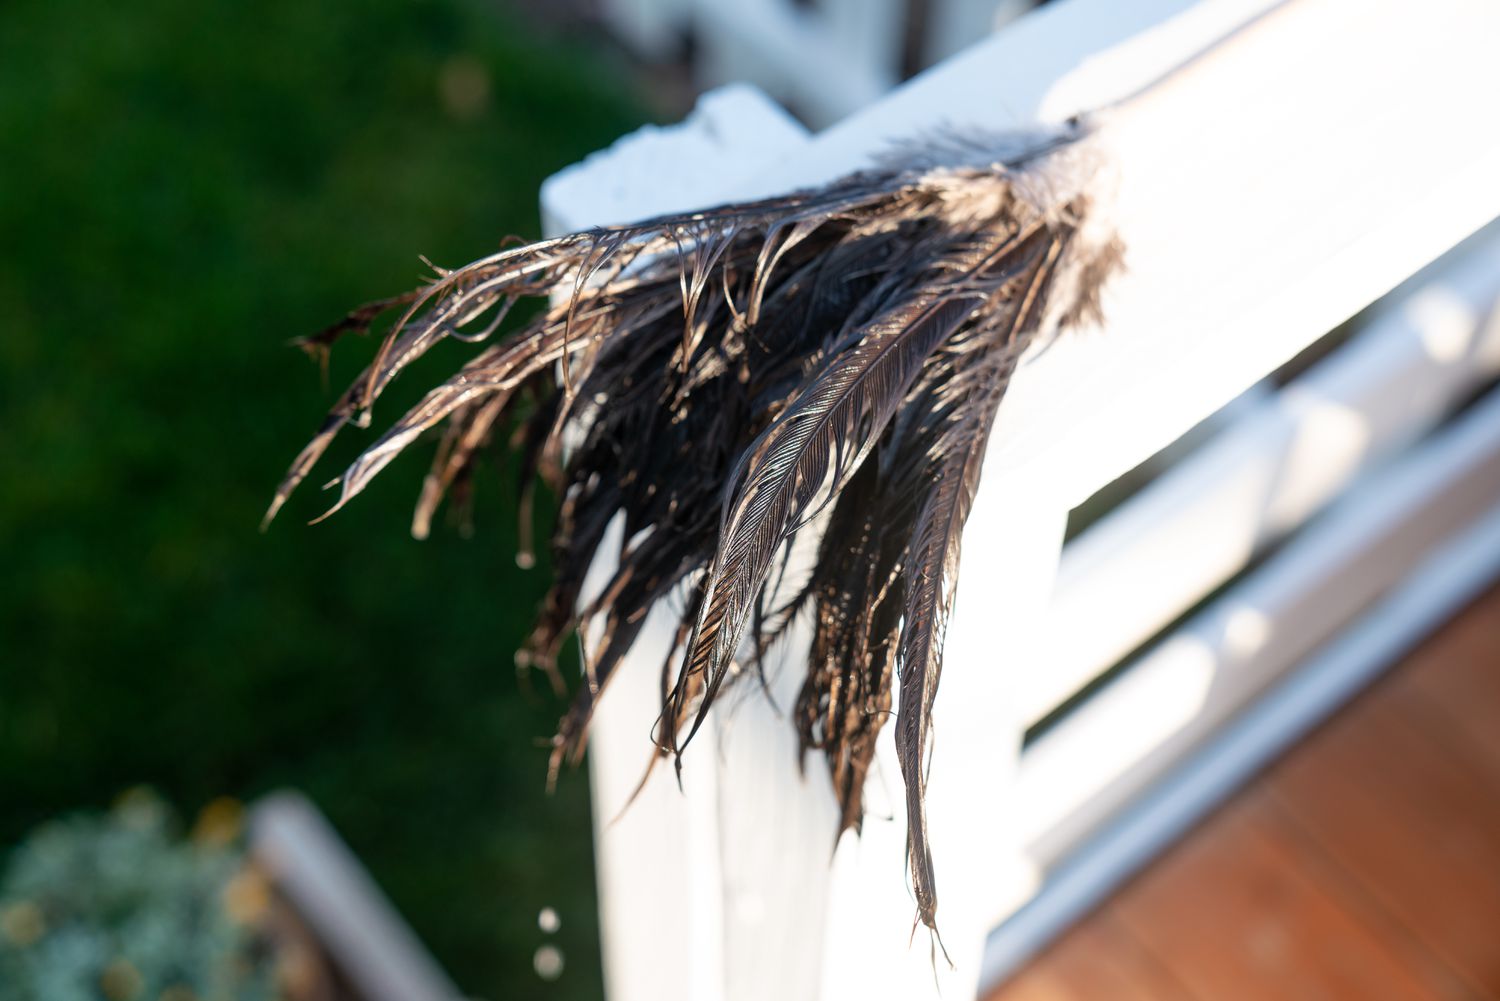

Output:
xmin=266 ymin=118 xmax=1122 ymax=933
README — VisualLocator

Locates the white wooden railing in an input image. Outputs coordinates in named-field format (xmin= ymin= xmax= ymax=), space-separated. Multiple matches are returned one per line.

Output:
xmin=541 ymin=1 xmax=1500 ymax=997
xmin=596 ymin=0 xmax=1037 ymax=126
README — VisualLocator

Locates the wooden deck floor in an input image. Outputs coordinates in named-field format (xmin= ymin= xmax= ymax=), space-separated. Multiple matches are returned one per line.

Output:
xmin=988 ymin=581 xmax=1500 ymax=1001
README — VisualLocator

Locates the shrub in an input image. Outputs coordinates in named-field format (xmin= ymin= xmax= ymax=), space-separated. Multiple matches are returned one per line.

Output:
xmin=0 ymin=790 xmax=278 ymax=1001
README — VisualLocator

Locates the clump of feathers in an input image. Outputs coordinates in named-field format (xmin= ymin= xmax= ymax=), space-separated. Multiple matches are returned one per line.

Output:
xmin=267 ymin=121 xmax=1121 ymax=934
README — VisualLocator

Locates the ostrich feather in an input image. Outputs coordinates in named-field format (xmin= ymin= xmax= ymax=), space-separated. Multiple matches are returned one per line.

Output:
xmin=267 ymin=122 xmax=1121 ymax=933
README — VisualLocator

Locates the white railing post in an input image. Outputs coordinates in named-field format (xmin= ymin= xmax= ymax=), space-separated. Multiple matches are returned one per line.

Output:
xmin=693 ymin=0 xmax=903 ymax=126
xmin=813 ymin=487 xmax=1068 ymax=998
xmin=543 ymin=86 xmax=812 ymax=1001
xmin=596 ymin=0 xmax=692 ymax=61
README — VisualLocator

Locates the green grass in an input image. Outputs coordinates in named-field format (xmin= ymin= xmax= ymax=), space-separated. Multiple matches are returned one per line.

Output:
xmin=0 ymin=1 xmax=654 ymax=996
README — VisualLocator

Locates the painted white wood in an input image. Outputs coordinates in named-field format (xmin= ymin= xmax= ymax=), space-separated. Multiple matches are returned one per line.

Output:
xmin=814 ymin=492 xmax=1067 ymax=1000
xmin=540 ymin=0 xmax=1500 ymax=996
xmin=823 ymin=0 xmax=907 ymax=83
xmin=248 ymin=792 xmax=462 ymax=1001
xmin=597 ymin=0 xmax=693 ymax=61
xmin=924 ymin=0 xmax=1034 ymax=65
xmin=694 ymin=0 xmax=898 ymax=127
xmin=737 ymin=0 xmax=1285 ymax=196
xmin=541 ymin=84 xmax=810 ymax=234
xmin=597 ymin=0 xmax=1040 ymax=113
xmin=713 ymin=567 xmax=841 ymax=1001
xmin=542 ymin=87 xmax=813 ymax=1001
xmin=581 ymin=519 xmax=727 ymax=1001
xmin=982 ymin=483 xmax=1500 ymax=990
xmin=986 ymin=0 xmax=1500 ymax=509
xmin=730 ymin=0 xmax=1500 ymax=509
xmin=1014 ymin=382 xmax=1500 ymax=870
xmin=1023 ymin=224 xmax=1500 ymax=726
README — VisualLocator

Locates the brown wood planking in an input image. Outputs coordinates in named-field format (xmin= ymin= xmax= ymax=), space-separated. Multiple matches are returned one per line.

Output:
xmin=985 ymin=583 xmax=1500 ymax=1001
xmin=1253 ymin=792 xmax=1479 ymax=1001
xmin=1107 ymin=789 xmax=1448 ymax=1001
xmin=1266 ymin=590 xmax=1500 ymax=997
xmin=994 ymin=907 xmax=1199 ymax=1001
xmin=1387 ymin=584 xmax=1500 ymax=776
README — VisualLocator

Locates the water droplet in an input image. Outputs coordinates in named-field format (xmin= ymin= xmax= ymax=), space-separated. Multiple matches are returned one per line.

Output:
xmin=538 ymin=906 xmax=561 ymax=934
xmin=533 ymin=944 xmax=564 ymax=981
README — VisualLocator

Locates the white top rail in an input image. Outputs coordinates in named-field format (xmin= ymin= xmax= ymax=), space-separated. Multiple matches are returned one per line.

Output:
xmin=559 ymin=0 xmax=1500 ymax=509
xmin=731 ymin=0 xmax=1500 ymax=511
xmin=1026 ymin=225 xmax=1500 ymax=725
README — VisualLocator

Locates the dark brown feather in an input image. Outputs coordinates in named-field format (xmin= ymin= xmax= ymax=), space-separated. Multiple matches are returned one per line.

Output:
xmin=267 ymin=127 xmax=1120 ymax=933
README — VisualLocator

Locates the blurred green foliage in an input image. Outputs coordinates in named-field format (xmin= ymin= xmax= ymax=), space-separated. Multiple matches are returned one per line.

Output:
xmin=1 ymin=791 xmax=275 ymax=1001
xmin=0 ymin=1 xmax=653 ymax=997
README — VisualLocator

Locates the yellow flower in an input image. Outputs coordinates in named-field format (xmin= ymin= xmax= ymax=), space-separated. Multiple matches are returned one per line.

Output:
xmin=0 ymin=900 xmax=45 ymax=946
xmin=221 ymin=866 xmax=271 ymax=926
xmin=100 ymin=957 xmax=145 ymax=1001
xmin=191 ymin=797 xmax=244 ymax=849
